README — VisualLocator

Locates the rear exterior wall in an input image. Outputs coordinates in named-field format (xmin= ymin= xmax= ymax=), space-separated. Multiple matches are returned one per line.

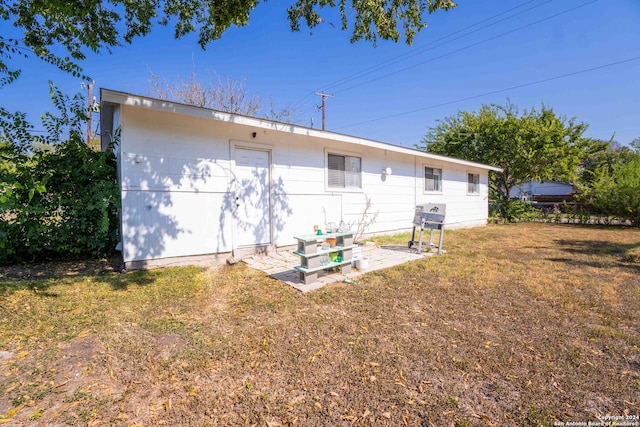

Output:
xmin=117 ymin=106 xmax=489 ymax=265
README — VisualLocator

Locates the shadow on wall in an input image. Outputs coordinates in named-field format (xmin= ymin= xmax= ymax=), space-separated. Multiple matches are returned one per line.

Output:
xmin=272 ymin=175 xmax=294 ymax=243
xmin=121 ymin=180 xmax=184 ymax=264
xmin=121 ymin=152 xmax=225 ymax=263
xmin=219 ymin=169 xmax=292 ymax=250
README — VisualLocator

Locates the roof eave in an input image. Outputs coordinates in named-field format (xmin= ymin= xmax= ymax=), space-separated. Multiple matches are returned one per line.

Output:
xmin=101 ymin=88 xmax=504 ymax=173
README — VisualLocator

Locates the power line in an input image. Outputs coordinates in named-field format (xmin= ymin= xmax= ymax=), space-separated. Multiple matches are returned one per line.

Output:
xmin=323 ymin=0 xmax=551 ymax=92
xmin=333 ymin=0 xmax=598 ymax=95
xmin=289 ymin=0 xmax=546 ymax=110
xmin=334 ymin=56 xmax=640 ymax=130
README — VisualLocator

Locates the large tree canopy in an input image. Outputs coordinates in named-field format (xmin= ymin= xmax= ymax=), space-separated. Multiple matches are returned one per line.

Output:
xmin=418 ymin=102 xmax=592 ymax=202
xmin=0 ymin=0 xmax=457 ymax=86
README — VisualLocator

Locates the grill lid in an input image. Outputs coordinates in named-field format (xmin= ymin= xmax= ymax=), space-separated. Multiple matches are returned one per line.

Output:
xmin=413 ymin=203 xmax=446 ymax=227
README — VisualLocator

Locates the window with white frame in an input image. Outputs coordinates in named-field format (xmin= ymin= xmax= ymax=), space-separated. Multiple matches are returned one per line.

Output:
xmin=328 ymin=153 xmax=362 ymax=189
xmin=467 ymin=172 xmax=480 ymax=194
xmin=424 ymin=167 xmax=442 ymax=192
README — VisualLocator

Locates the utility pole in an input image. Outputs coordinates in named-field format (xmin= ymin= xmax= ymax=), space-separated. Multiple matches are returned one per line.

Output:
xmin=86 ymin=82 xmax=93 ymax=146
xmin=81 ymin=82 xmax=94 ymax=146
xmin=314 ymin=91 xmax=333 ymax=131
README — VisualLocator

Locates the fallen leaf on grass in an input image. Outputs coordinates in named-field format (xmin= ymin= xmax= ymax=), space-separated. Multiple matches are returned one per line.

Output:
xmin=0 ymin=404 xmax=25 ymax=423
xmin=4 ymin=383 xmax=19 ymax=393
xmin=418 ymin=381 xmax=432 ymax=393
xmin=7 ymin=404 xmax=24 ymax=418
xmin=552 ymin=381 xmax=565 ymax=393
xmin=382 ymin=412 xmax=391 ymax=419
xmin=473 ymin=413 xmax=494 ymax=425
xmin=77 ymin=329 xmax=92 ymax=338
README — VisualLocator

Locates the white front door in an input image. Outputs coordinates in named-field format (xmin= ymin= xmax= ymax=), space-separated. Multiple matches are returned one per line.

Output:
xmin=234 ymin=147 xmax=271 ymax=247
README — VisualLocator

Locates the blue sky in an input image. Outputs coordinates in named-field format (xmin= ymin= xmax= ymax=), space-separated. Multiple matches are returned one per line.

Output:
xmin=2 ymin=0 xmax=639 ymax=148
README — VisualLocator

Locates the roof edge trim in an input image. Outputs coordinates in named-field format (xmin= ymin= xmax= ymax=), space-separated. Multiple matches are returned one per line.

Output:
xmin=100 ymin=88 xmax=503 ymax=172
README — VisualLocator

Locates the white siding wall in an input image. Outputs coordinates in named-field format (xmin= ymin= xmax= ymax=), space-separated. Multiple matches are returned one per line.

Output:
xmin=119 ymin=107 xmax=236 ymax=263
xmin=119 ymin=106 xmax=490 ymax=264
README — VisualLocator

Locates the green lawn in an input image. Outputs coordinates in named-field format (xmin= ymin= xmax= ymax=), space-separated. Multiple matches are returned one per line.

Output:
xmin=1 ymin=223 xmax=639 ymax=426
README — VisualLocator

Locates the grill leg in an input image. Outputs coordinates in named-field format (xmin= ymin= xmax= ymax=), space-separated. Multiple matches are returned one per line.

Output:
xmin=408 ymin=226 xmax=417 ymax=248
xmin=417 ymin=228 xmax=424 ymax=253
xmin=437 ymin=226 xmax=445 ymax=255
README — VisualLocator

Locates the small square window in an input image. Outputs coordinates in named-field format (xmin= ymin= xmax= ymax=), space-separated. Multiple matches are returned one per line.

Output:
xmin=467 ymin=173 xmax=480 ymax=194
xmin=328 ymin=153 xmax=362 ymax=189
xmin=425 ymin=167 xmax=442 ymax=192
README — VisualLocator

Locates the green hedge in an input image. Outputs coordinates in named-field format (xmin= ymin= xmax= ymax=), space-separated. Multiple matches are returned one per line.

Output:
xmin=0 ymin=141 xmax=119 ymax=265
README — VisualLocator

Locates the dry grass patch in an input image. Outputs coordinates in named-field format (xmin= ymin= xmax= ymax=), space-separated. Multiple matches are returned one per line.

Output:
xmin=625 ymin=244 xmax=640 ymax=263
xmin=1 ymin=223 xmax=639 ymax=426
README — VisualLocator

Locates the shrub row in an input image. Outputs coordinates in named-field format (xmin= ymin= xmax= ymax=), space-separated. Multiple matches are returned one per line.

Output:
xmin=0 ymin=141 xmax=119 ymax=265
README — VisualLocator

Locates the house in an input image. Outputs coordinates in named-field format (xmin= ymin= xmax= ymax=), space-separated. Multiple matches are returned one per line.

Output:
xmin=509 ymin=180 xmax=576 ymax=202
xmin=100 ymin=89 xmax=502 ymax=270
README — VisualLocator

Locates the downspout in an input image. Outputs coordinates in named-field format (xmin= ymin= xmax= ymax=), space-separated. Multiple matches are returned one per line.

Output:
xmin=414 ymin=155 xmax=418 ymax=207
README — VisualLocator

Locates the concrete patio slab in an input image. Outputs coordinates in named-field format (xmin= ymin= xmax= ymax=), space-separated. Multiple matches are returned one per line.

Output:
xmin=243 ymin=243 xmax=437 ymax=292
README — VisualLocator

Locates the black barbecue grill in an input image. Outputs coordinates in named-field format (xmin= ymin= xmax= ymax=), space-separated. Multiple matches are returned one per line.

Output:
xmin=408 ymin=203 xmax=446 ymax=255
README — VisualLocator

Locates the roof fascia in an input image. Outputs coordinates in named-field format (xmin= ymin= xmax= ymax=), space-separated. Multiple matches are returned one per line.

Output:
xmin=101 ymin=88 xmax=503 ymax=172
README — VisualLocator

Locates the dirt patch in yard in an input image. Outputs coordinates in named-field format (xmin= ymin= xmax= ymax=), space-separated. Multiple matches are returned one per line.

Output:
xmin=0 ymin=335 xmax=124 ymax=424
xmin=0 ymin=256 xmax=122 ymax=281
